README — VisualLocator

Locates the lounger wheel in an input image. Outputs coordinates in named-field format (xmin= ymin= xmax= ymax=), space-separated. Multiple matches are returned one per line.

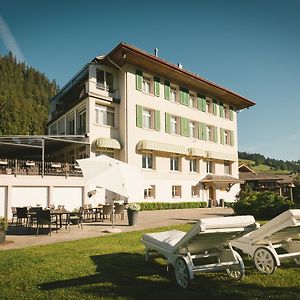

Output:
xmin=294 ymin=257 xmax=300 ymax=265
xmin=174 ymin=257 xmax=191 ymax=289
xmin=254 ymin=247 xmax=277 ymax=274
xmin=226 ymin=250 xmax=245 ymax=280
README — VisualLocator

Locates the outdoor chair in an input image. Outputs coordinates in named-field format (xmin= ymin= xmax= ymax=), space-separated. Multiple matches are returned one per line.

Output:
xmin=102 ymin=204 xmax=113 ymax=221
xmin=69 ymin=207 xmax=84 ymax=229
xmin=141 ymin=215 xmax=258 ymax=288
xmin=36 ymin=209 xmax=58 ymax=236
xmin=231 ymin=209 xmax=300 ymax=274
xmin=114 ymin=204 xmax=125 ymax=220
xmin=28 ymin=206 xmax=43 ymax=227
xmin=11 ymin=207 xmax=17 ymax=224
xmin=16 ymin=207 xmax=29 ymax=226
xmin=83 ymin=204 xmax=94 ymax=221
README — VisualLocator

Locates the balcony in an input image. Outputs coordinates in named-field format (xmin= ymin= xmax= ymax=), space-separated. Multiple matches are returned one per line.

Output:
xmin=0 ymin=158 xmax=83 ymax=177
xmin=95 ymin=84 xmax=120 ymax=101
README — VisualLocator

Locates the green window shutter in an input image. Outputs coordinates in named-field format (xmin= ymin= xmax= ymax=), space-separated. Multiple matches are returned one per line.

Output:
xmin=180 ymin=117 xmax=189 ymax=137
xmin=220 ymin=128 xmax=225 ymax=144
xmin=154 ymin=110 xmax=160 ymax=131
xmin=154 ymin=76 xmax=160 ymax=97
xmin=180 ymin=87 xmax=189 ymax=106
xmin=230 ymin=130 xmax=234 ymax=146
xmin=164 ymin=81 xmax=170 ymax=100
xmin=213 ymin=126 xmax=218 ymax=143
xmin=219 ymin=101 xmax=224 ymax=118
xmin=136 ymin=105 xmax=143 ymax=127
xmin=136 ymin=70 xmax=142 ymax=91
xmin=213 ymin=100 xmax=218 ymax=115
xmin=165 ymin=113 xmax=171 ymax=133
xmin=197 ymin=94 xmax=206 ymax=111
xmin=229 ymin=106 xmax=234 ymax=121
xmin=199 ymin=122 xmax=207 ymax=141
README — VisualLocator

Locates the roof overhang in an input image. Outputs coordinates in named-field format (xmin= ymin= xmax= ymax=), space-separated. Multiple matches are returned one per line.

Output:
xmin=101 ymin=43 xmax=255 ymax=110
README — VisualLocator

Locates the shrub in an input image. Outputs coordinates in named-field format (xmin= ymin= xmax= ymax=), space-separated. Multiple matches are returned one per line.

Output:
xmin=138 ymin=202 xmax=207 ymax=211
xmin=0 ymin=217 xmax=8 ymax=231
xmin=233 ymin=186 xmax=294 ymax=219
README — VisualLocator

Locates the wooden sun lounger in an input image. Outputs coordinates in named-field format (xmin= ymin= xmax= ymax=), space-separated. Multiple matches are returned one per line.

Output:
xmin=141 ymin=215 xmax=257 ymax=288
xmin=231 ymin=209 xmax=300 ymax=274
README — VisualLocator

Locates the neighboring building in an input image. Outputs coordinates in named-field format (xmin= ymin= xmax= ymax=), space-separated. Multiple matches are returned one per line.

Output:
xmin=47 ymin=42 xmax=255 ymax=205
xmin=239 ymin=164 xmax=296 ymax=200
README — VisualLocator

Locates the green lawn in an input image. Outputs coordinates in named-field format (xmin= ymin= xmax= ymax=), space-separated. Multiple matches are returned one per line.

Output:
xmin=0 ymin=224 xmax=299 ymax=300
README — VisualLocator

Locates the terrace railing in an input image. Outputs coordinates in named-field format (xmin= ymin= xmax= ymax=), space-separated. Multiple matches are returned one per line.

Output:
xmin=0 ymin=158 xmax=82 ymax=177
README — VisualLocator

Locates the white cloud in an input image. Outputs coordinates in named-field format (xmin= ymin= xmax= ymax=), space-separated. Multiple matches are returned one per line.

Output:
xmin=0 ymin=15 xmax=25 ymax=63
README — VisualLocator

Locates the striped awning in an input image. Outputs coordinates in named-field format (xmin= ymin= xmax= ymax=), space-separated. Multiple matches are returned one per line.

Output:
xmin=188 ymin=147 xmax=206 ymax=157
xmin=205 ymin=151 xmax=237 ymax=161
xmin=91 ymin=137 xmax=121 ymax=152
xmin=137 ymin=140 xmax=188 ymax=155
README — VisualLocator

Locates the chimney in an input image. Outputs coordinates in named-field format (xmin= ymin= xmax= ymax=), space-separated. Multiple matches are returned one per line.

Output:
xmin=178 ymin=62 xmax=183 ymax=69
xmin=154 ymin=48 xmax=158 ymax=57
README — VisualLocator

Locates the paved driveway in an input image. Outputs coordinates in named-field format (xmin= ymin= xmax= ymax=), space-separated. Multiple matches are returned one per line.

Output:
xmin=1 ymin=207 xmax=233 ymax=251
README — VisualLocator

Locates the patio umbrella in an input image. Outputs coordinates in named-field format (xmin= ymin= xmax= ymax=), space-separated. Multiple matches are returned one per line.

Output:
xmin=77 ymin=155 xmax=146 ymax=232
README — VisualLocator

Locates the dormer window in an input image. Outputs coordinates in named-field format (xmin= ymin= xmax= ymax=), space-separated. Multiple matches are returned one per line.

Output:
xmin=96 ymin=69 xmax=114 ymax=93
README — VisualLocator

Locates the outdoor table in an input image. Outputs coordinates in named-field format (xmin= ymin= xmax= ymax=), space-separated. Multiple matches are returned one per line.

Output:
xmin=93 ymin=206 xmax=103 ymax=222
xmin=50 ymin=209 xmax=71 ymax=228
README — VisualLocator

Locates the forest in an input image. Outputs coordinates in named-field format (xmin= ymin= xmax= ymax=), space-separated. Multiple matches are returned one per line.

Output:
xmin=0 ymin=52 xmax=58 ymax=135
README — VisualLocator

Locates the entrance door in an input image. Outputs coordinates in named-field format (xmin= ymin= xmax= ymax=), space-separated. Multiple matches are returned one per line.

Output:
xmin=209 ymin=186 xmax=216 ymax=207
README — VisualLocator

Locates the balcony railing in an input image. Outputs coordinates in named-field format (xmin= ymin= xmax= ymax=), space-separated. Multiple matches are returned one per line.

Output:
xmin=0 ymin=158 xmax=82 ymax=177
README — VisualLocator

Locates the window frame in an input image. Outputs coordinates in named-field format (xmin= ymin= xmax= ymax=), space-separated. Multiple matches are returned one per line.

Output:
xmin=95 ymin=104 xmax=115 ymax=127
xmin=206 ymin=160 xmax=214 ymax=174
xmin=172 ymin=185 xmax=182 ymax=198
xmin=142 ymin=153 xmax=154 ymax=170
xmin=170 ymin=156 xmax=180 ymax=171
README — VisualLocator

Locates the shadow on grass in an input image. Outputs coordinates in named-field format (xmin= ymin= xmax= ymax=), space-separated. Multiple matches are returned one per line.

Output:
xmin=39 ymin=252 xmax=300 ymax=300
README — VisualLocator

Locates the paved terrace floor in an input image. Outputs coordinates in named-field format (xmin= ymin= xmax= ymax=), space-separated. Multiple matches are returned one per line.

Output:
xmin=0 ymin=207 xmax=234 ymax=251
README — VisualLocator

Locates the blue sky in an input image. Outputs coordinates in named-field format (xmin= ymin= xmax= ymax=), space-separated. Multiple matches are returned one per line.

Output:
xmin=0 ymin=0 xmax=299 ymax=161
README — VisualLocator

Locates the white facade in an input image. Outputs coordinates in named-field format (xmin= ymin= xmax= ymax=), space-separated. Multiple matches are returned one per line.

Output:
xmin=46 ymin=43 xmax=254 ymax=206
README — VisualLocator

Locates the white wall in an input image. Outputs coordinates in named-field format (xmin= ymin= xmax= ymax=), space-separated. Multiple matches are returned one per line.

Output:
xmin=0 ymin=187 xmax=5 ymax=217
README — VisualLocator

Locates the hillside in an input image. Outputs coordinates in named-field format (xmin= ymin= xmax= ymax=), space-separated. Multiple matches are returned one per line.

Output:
xmin=0 ymin=52 xmax=58 ymax=135
xmin=239 ymin=151 xmax=300 ymax=173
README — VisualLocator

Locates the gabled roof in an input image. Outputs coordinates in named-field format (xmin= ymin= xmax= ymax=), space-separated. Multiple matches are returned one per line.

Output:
xmin=238 ymin=164 xmax=255 ymax=173
xmin=101 ymin=42 xmax=255 ymax=110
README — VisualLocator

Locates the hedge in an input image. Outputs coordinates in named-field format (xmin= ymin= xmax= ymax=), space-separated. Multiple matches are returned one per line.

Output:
xmin=138 ymin=202 xmax=207 ymax=211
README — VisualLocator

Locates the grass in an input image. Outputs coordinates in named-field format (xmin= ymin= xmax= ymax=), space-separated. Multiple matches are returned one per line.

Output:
xmin=0 ymin=224 xmax=299 ymax=300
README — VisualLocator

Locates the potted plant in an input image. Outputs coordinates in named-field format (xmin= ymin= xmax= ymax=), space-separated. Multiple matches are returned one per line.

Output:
xmin=0 ymin=217 xmax=8 ymax=244
xmin=126 ymin=203 xmax=140 ymax=226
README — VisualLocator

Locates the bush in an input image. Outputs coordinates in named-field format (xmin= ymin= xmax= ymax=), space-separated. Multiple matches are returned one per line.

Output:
xmin=138 ymin=202 xmax=207 ymax=211
xmin=233 ymin=186 xmax=294 ymax=219
xmin=0 ymin=217 xmax=8 ymax=231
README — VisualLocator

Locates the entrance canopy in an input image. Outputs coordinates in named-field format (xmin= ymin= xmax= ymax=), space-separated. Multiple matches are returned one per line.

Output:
xmin=0 ymin=135 xmax=89 ymax=160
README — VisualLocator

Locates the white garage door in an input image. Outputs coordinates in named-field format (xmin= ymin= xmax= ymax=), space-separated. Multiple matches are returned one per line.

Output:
xmin=52 ymin=187 xmax=82 ymax=211
xmin=0 ymin=187 xmax=6 ymax=217
xmin=11 ymin=187 xmax=48 ymax=208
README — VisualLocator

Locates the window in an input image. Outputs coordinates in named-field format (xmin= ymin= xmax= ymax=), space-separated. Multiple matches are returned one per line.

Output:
xmin=170 ymin=156 xmax=180 ymax=171
xmin=95 ymin=150 xmax=114 ymax=158
xmin=224 ymin=161 xmax=232 ymax=175
xmin=189 ymin=121 xmax=196 ymax=138
xmin=77 ymin=107 xmax=86 ymax=135
xmin=142 ymin=77 xmax=151 ymax=94
xmin=96 ymin=69 xmax=114 ymax=93
xmin=224 ymin=105 xmax=230 ymax=119
xmin=172 ymin=185 xmax=181 ymax=198
xmin=95 ymin=105 xmax=114 ymax=127
xmin=189 ymin=158 xmax=197 ymax=172
xmin=170 ymin=87 xmax=177 ymax=102
xmin=142 ymin=109 xmax=152 ymax=129
xmin=191 ymin=185 xmax=200 ymax=197
xmin=170 ymin=116 xmax=179 ymax=134
xmin=207 ymin=125 xmax=218 ymax=143
xmin=206 ymin=99 xmax=213 ymax=113
xmin=57 ymin=118 xmax=65 ymax=135
xmin=49 ymin=123 xmax=57 ymax=135
xmin=144 ymin=185 xmax=155 ymax=199
xmin=189 ymin=94 xmax=196 ymax=108
xmin=142 ymin=153 xmax=154 ymax=169
xmin=220 ymin=128 xmax=234 ymax=146
xmin=66 ymin=113 xmax=75 ymax=135
xmin=206 ymin=160 xmax=214 ymax=174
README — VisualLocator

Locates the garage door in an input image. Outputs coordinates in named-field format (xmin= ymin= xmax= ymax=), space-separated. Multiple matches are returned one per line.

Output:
xmin=52 ymin=187 xmax=82 ymax=211
xmin=0 ymin=187 xmax=5 ymax=217
xmin=11 ymin=187 xmax=48 ymax=208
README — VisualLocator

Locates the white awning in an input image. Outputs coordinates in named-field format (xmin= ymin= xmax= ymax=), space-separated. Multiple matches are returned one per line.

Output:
xmin=205 ymin=151 xmax=237 ymax=161
xmin=137 ymin=140 xmax=188 ymax=155
xmin=91 ymin=137 xmax=121 ymax=152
